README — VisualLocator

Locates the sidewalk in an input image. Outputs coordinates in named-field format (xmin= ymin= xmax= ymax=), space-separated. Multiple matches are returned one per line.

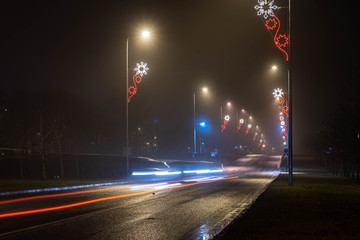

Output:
xmin=215 ymin=156 xmax=360 ymax=240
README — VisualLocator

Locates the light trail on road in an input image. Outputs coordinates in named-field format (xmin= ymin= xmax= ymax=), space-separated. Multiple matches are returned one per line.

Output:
xmin=0 ymin=176 xmax=238 ymax=219
xmin=0 ymin=176 xmax=219 ymax=205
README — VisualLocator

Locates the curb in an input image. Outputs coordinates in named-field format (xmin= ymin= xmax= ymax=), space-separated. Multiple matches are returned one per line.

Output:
xmin=207 ymin=172 xmax=279 ymax=239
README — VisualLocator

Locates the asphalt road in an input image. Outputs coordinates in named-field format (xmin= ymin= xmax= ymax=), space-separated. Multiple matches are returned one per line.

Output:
xmin=0 ymin=154 xmax=281 ymax=240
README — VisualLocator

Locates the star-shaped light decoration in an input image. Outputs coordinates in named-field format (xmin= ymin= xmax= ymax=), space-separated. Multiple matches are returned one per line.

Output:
xmin=254 ymin=0 xmax=278 ymax=19
xmin=224 ymin=115 xmax=230 ymax=121
xmin=134 ymin=62 xmax=149 ymax=77
xmin=265 ymin=18 xmax=277 ymax=30
xmin=272 ymin=88 xmax=283 ymax=99
xmin=276 ymin=34 xmax=289 ymax=48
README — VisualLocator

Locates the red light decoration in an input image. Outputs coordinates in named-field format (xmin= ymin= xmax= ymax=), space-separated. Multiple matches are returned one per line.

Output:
xmin=263 ymin=15 xmax=289 ymax=61
xmin=221 ymin=120 xmax=228 ymax=133
xmin=276 ymin=34 xmax=289 ymax=48
xmin=282 ymin=105 xmax=289 ymax=117
xmin=237 ymin=122 xmax=243 ymax=132
xmin=128 ymin=74 xmax=143 ymax=102
xmin=277 ymin=96 xmax=289 ymax=117
xmin=221 ymin=115 xmax=230 ymax=133
xmin=253 ymin=132 xmax=258 ymax=141
xmin=265 ymin=18 xmax=277 ymax=30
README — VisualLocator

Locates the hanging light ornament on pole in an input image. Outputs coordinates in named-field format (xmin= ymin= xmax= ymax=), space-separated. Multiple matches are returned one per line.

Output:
xmin=221 ymin=115 xmax=230 ymax=133
xmin=128 ymin=62 xmax=149 ymax=102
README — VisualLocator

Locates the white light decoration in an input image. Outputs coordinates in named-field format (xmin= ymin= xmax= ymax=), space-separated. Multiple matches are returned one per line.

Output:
xmin=224 ymin=115 xmax=230 ymax=121
xmin=248 ymin=124 xmax=252 ymax=128
xmin=272 ymin=88 xmax=283 ymax=99
xmin=279 ymin=116 xmax=284 ymax=121
xmin=239 ymin=119 xmax=244 ymax=123
xmin=254 ymin=0 xmax=278 ymax=19
xmin=134 ymin=62 xmax=149 ymax=76
xmin=281 ymin=121 xmax=285 ymax=125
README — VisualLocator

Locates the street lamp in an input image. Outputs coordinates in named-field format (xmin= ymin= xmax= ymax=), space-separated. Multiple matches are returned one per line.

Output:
xmin=255 ymin=0 xmax=293 ymax=185
xmin=141 ymin=30 xmax=150 ymax=39
xmin=126 ymin=30 xmax=151 ymax=177
xmin=193 ymin=86 xmax=208 ymax=157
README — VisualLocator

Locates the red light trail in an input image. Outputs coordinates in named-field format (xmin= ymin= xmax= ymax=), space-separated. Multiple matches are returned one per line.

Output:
xmin=0 ymin=176 xmax=237 ymax=219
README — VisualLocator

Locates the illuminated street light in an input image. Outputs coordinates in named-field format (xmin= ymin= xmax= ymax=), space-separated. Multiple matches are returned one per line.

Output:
xmin=125 ymin=29 xmax=152 ymax=177
xmin=193 ymin=86 xmax=209 ymax=156
xmin=227 ymin=102 xmax=232 ymax=106
xmin=141 ymin=30 xmax=150 ymax=39
xmin=272 ymin=65 xmax=278 ymax=70
xmin=255 ymin=0 xmax=294 ymax=185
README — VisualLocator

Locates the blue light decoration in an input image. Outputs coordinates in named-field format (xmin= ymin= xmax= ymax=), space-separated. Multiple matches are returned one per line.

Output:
xmin=199 ymin=121 xmax=206 ymax=128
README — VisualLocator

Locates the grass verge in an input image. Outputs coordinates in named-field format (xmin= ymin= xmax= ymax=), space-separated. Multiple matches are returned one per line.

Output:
xmin=216 ymin=174 xmax=360 ymax=240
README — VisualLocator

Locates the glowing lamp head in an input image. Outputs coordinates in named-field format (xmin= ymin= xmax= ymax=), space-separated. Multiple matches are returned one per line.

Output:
xmin=202 ymin=87 xmax=208 ymax=93
xmin=199 ymin=121 xmax=206 ymax=127
xmin=227 ymin=102 xmax=231 ymax=107
xmin=141 ymin=30 xmax=150 ymax=39
xmin=224 ymin=115 xmax=230 ymax=121
xmin=272 ymin=65 xmax=278 ymax=70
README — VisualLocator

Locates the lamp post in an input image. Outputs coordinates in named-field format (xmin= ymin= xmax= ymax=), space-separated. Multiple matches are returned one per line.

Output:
xmin=193 ymin=87 xmax=208 ymax=157
xmin=125 ymin=30 xmax=151 ymax=177
xmin=255 ymin=0 xmax=293 ymax=185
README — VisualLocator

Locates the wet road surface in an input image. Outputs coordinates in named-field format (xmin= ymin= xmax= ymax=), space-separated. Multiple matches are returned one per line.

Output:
xmin=0 ymin=154 xmax=281 ymax=240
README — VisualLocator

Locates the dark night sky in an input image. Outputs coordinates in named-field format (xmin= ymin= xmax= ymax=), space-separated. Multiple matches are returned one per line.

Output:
xmin=1 ymin=1 xmax=359 ymax=155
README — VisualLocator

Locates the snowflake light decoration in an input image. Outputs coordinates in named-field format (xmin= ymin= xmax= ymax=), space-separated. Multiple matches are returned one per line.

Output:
xmin=224 ymin=115 xmax=230 ymax=121
xmin=254 ymin=0 xmax=278 ymax=19
xmin=272 ymin=88 xmax=283 ymax=99
xmin=134 ymin=62 xmax=149 ymax=77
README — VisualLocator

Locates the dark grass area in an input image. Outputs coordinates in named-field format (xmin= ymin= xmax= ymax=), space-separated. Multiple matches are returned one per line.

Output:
xmin=216 ymin=174 xmax=360 ymax=240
